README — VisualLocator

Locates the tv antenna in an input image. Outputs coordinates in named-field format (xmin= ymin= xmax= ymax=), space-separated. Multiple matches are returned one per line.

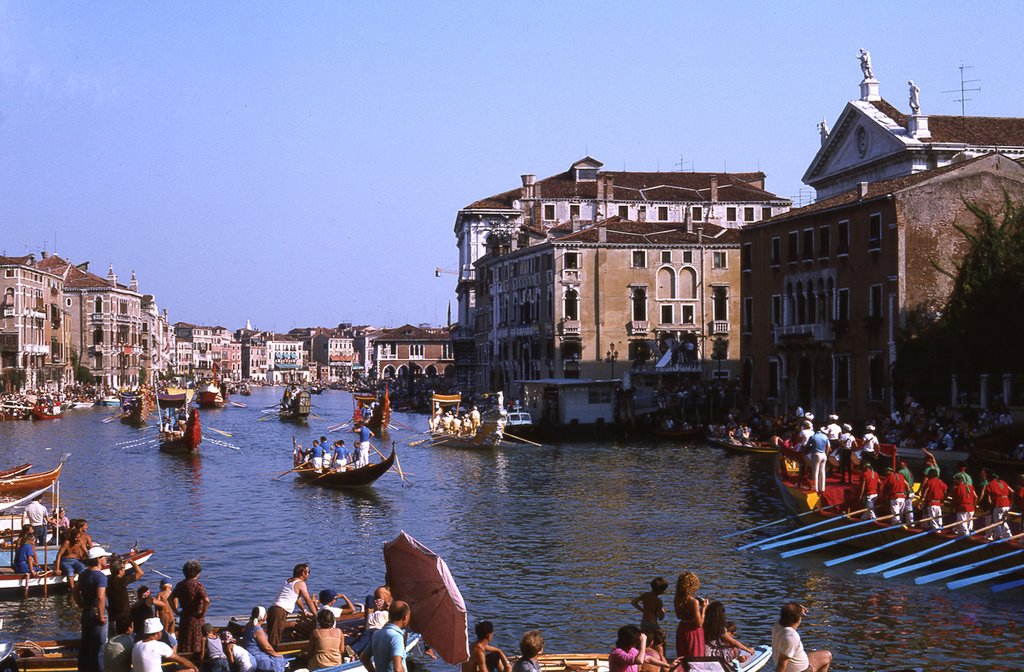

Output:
xmin=675 ymin=154 xmax=693 ymax=172
xmin=941 ymin=64 xmax=981 ymax=118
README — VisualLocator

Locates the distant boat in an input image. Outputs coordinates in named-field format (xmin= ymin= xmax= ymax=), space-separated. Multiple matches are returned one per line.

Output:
xmin=279 ymin=388 xmax=311 ymax=421
xmin=31 ymin=401 xmax=62 ymax=421
xmin=352 ymin=385 xmax=390 ymax=435
xmin=94 ymin=395 xmax=120 ymax=407
xmin=293 ymin=447 xmax=397 ymax=489
xmin=157 ymin=388 xmax=202 ymax=454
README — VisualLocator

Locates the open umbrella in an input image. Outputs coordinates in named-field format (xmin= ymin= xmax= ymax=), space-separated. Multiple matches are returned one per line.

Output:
xmin=383 ymin=531 xmax=470 ymax=665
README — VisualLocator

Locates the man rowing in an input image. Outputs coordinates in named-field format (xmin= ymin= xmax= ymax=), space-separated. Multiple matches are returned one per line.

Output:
xmin=951 ymin=473 xmax=977 ymax=535
xmin=880 ymin=465 xmax=910 ymax=525
xmin=984 ymin=472 xmax=1012 ymax=539
xmin=918 ymin=468 xmax=947 ymax=530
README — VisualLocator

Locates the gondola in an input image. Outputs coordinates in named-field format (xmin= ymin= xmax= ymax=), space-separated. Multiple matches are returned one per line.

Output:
xmin=531 ymin=646 xmax=772 ymax=672
xmin=293 ymin=448 xmax=396 ymax=488
xmin=0 ymin=464 xmax=31 ymax=480
xmin=119 ymin=390 xmax=154 ymax=426
xmin=279 ymin=388 xmax=311 ymax=421
xmin=157 ymin=388 xmax=202 ymax=454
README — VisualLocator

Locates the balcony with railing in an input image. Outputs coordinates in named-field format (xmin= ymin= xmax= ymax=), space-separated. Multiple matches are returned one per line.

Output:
xmin=710 ymin=320 xmax=730 ymax=335
xmin=559 ymin=320 xmax=581 ymax=337
xmin=774 ymin=322 xmax=834 ymax=346
xmin=627 ymin=321 xmax=649 ymax=336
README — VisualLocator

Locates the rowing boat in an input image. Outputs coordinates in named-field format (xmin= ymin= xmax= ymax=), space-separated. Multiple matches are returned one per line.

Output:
xmin=352 ymin=385 xmax=390 ymax=435
xmin=771 ymin=454 xmax=1024 ymax=578
xmin=0 ymin=464 xmax=32 ymax=480
xmin=708 ymin=436 xmax=778 ymax=455
xmin=31 ymin=402 xmax=62 ymax=420
xmin=293 ymin=448 xmax=396 ymax=488
xmin=0 ymin=461 xmax=64 ymax=499
xmin=0 ymin=548 xmax=153 ymax=598
xmin=280 ymin=389 xmax=311 ymax=421
xmin=531 ymin=645 xmax=771 ymax=672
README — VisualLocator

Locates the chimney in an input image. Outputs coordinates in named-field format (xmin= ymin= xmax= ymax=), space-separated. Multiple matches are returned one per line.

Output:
xmin=858 ymin=182 xmax=869 ymax=199
xmin=107 ymin=263 xmax=117 ymax=287
xmin=710 ymin=176 xmax=719 ymax=203
xmin=41 ymin=251 xmax=48 ymax=259
xmin=521 ymin=174 xmax=536 ymax=200
xmin=598 ymin=225 xmax=607 ymax=243
xmin=129 ymin=270 xmax=139 ymax=293
xmin=605 ymin=176 xmax=614 ymax=201
xmin=596 ymin=177 xmax=604 ymax=201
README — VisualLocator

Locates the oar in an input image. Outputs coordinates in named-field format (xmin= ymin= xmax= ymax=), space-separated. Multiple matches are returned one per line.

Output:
xmin=916 ymin=544 xmax=1024 ymax=585
xmin=208 ymin=428 xmax=233 ymax=438
xmin=736 ymin=509 xmax=854 ymax=551
xmin=230 ymin=401 xmax=247 ymax=408
xmin=310 ymin=413 xmax=325 ymax=421
xmin=866 ymin=517 xmax=999 ymax=576
xmin=503 ymin=431 xmax=543 ymax=447
xmin=779 ymin=514 xmax=899 ymax=558
xmin=408 ymin=438 xmax=432 ymax=447
xmin=753 ymin=508 xmax=873 ymax=551
xmin=371 ymin=442 xmax=409 ymax=485
xmin=827 ymin=516 xmax=954 ymax=567
xmin=273 ymin=455 xmax=312 ymax=481
xmin=947 ymin=562 xmax=1024 ymax=590
xmin=725 ymin=507 xmax=838 ymax=539
xmin=882 ymin=524 xmax=1017 ymax=579
xmin=991 ymin=576 xmax=1024 ymax=593
xmin=393 ymin=447 xmax=411 ymax=487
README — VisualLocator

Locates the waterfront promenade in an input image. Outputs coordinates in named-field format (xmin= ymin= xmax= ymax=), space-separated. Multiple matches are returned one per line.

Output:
xmin=0 ymin=387 xmax=1019 ymax=670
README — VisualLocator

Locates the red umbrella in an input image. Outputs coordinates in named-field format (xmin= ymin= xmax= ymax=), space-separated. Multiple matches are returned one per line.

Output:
xmin=384 ymin=531 xmax=470 ymax=664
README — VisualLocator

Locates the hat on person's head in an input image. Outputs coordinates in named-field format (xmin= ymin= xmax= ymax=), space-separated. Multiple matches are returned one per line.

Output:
xmin=318 ymin=589 xmax=337 ymax=604
xmin=88 ymin=546 xmax=111 ymax=560
xmin=842 ymin=423 xmax=852 ymax=431
xmin=160 ymin=577 xmax=172 ymax=587
xmin=804 ymin=412 xmax=814 ymax=420
xmin=829 ymin=414 xmax=839 ymax=421
xmin=143 ymin=617 xmax=164 ymax=635
xmin=866 ymin=424 xmax=876 ymax=431
xmin=202 ymin=623 xmax=215 ymax=635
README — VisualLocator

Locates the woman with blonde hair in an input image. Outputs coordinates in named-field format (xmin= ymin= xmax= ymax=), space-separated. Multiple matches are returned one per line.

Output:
xmin=673 ymin=572 xmax=708 ymax=660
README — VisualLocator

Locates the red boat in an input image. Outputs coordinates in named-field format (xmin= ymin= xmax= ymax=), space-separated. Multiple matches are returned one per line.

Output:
xmin=352 ymin=385 xmax=391 ymax=435
xmin=196 ymin=364 xmax=228 ymax=409
xmin=160 ymin=408 xmax=202 ymax=454
xmin=31 ymin=401 xmax=63 ymax=420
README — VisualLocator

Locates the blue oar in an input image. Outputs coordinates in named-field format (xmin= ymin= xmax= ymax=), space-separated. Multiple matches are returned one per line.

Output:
xmin=780 ymin=514 xmax=899 ymax=558
xmin=758 ymin=510 xmax=880 ymax=551
xmin=872 ymin=518 xmax=1001 ymax=577
xmin=737 ymin=506 xmax=868 ymax=551
xmin=916 ymin=545 xmax=1024 ymax=585
xmin=990 ymin=576 xmax=1024 ymax=593
xmin=947 ymin=562 xmax=1024 ymax=590
xmin=724 ymin=505 xmax=839 ymax=539
xmin=855 ymin=518 xmax=984 ymax=574
xmin=825 ymin=516 xmax=943 ymax=567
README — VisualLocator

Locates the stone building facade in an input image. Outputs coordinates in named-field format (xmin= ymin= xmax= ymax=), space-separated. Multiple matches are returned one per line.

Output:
xmin=372 ymin=324 xmax=453 ymax=381
xmin=741 ymin=153 xmax=1024 ymax=422
xmin=0 ymin=254 xmax=71 ymax=389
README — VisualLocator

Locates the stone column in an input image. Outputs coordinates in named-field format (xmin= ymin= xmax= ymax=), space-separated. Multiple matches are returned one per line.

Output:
xmin=951 ymin=373 xmax=959 ymax=408
xmin=979 ymin=374 xmax=989 ymax=410
xmin=1003 ymin=373 xmax=1013 ymax=407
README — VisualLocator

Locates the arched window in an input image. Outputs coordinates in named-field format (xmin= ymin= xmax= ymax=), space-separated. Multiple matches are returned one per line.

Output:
xmin=631 ymin=287 xmax=647 ymax=322
xmin=564 ymin=289 xmax=579 ymax=321
xmin=679 ymin=268 xmax=697 ymax=299
xmin=93 ymin=329 xmax=104 ymax=345
xmin=826 ymin=277 xmax=835 ymax=321
xmin=656 ymin=267 xmax=676 ymax=299
xmin=796 ymin=282 xmax=805 ymax=324
xmin=94 ymin=297 xmax=102 ymax=313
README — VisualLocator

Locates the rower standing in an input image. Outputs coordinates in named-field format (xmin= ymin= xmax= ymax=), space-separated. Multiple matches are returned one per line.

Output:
xmin=984 ymin=473 xmax=1013 ymax=539
xmin=919 ymin=468 xmax=947 ymax=530
xmin=860 ymin=464 xmax=880 ymax=519
xmin=951 ymin=473 xmax=977 ymax=535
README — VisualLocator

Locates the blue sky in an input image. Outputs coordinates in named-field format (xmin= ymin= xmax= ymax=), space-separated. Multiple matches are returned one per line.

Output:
xmin=1 ymin=2 xmax=1020 ymax=331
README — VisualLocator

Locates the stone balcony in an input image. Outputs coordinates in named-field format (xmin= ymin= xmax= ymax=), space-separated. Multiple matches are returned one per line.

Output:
xmin=774 ymin=322 xmax=834 ymax=346
xmin=559 ymin=319 xmax=581 ymax=337
xmin=627 ymin=321 xmax=649 ymax=336
xmin=710 ymin=320 xmax=730 ymax=335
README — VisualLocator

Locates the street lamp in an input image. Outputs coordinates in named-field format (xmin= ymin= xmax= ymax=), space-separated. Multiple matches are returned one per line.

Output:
xmin=605 ymin=342 xmax=619 ymax=379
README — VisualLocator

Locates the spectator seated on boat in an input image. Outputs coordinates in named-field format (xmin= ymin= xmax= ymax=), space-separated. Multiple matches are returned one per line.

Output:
xmin=241 ymin=606 xmax=287 ymax=672
xmin=316 ymin=589 xmax=357 ymax=619
xmin=701 ymin=602 xmax=753 ymax=664
xmin=202 ymin=623 xmax=230 ymax=672
xmin=350 ymin=586 xmax=390 ymax=655
xmin=307 ymin=608 xmax=345 ymax=670
xmin=511 ymin=630 xmax=544 ymax=672
xmin=103 ymin=616 xmax=136 ymax=672
xmin=13 ymin=527 xmax=40 ymax=576
xmin=222 ymin=631 xmax=253 ymax=672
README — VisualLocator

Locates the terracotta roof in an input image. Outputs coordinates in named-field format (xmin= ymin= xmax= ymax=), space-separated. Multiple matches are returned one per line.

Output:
xmin=554 ymin=216 xmax=739 ymax=245
xmin=374 ymin=324 xmax=451 ymax=342
xmin=464 ymin=168 xmax=782 ymax=209
xmin=0 ymin=255 xmax=36 ymax=266
xmin=756 ymin=155 xmax=995 ymax=226
xmin=870 ymin=99 xmax=1024 ymax=146
xmin=37 ymin=254 xmax=134 ymax=291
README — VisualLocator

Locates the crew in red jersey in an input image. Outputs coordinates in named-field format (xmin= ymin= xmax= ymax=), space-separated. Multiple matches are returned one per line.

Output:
xmin=859 ymin=464 xmax=880 ymax=520
xmin=951 ymin=473 xmax=977 ymax=535
xmin=918 ymin=468 xmax=948 ymax=530
xmin=880 ymin=465 xmax=910 ymax=524
xmin=985 ymin=473 xmax=1013 ymax=539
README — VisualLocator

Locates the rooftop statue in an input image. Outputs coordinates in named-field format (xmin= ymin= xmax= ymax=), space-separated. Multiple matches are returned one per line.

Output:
xmin=909 ymin=80 xmax=921 ymax=114
xmin=858 ymin=49 xmax=874 ymax=80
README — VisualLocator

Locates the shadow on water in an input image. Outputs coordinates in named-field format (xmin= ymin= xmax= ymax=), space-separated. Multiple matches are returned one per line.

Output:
xmin=0 ymin=389 xmax=1021 ymax=671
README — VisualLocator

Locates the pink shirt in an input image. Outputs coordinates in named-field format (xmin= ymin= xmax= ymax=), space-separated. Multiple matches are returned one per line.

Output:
xmin=609 ymin=647 xmax=639 ymax=672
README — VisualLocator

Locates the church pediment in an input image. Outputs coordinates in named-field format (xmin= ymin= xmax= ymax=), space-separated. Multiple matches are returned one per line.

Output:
xmin=803 ymin=101 xmax=912 ymax=186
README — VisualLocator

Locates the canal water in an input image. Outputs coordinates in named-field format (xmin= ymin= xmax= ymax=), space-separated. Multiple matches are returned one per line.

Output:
xmin=0 ymin=387 xmax=1019 ymax=671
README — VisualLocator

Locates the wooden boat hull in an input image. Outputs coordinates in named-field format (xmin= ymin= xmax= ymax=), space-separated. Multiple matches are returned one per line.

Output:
xmin=31 ymin=404 xmax=62 ymax=420
xmin=532 ymin=645 xmax=771 ymax=672
xmin=280 ymin=390 xmax=311 ymax=420
xmin=352 ymin=387 xmax=390 ymax=435
xmin=969 ymin=448 xmax=1024 ymax=470
xmin=708 ymin=436 xmax=779 ymax=455
xmin=773 ymin=455 xmax=1024 ymax=573
xmin=197 ymin=390 xmax=226 ymax=409
xmin=0 ymin=549 xmax=153 ymax=598
xmin=0 ymin=464 xmax=32 ymax=480
xmin=160 ymin=410 xmax=202 ymax=454
xmin=293 ymin=449 xmax=396 ymax=488
xmin=0 ymin=462 xmax=64 ymax=499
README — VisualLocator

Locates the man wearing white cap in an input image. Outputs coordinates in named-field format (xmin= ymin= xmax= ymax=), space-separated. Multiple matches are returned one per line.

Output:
xmin=73 ymin=546 xmax=111 ymax=672
xmin=132 ymin=618 xmax=197 ymax=672
xmin=838 ymin=424 xmax=855 ymax=484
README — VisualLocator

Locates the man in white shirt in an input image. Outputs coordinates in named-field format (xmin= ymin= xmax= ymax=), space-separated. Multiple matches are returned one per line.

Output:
xmin=132 ymin=618 xmax=196 ymax=672
xmin=861 ymin=424 xmax=879 ymax=469
xmin=23 ymin=495 xmax=50 ymax=546
xmin=771 ymin=603 xmax=832 ymax=672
